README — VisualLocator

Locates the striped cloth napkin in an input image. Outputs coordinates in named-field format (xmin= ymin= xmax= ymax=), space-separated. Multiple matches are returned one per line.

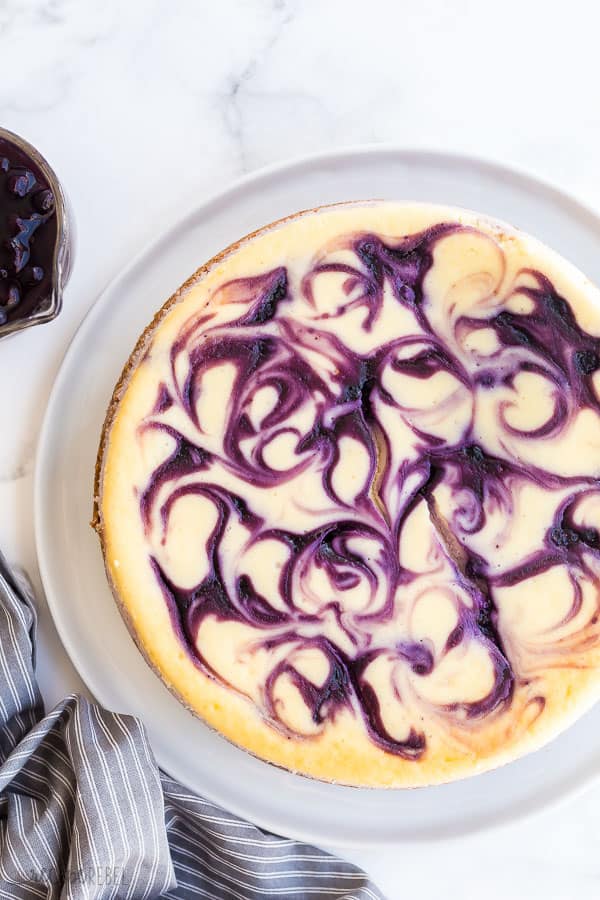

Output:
xmin=0 ymin=552 xmax=384 ymax=900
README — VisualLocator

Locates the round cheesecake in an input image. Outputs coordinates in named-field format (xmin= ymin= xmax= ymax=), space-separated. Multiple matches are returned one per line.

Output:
xmin=94 ymin=201 xmax=600 ymax=787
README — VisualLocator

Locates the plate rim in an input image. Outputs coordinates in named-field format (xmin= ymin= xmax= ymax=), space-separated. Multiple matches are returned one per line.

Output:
xmin=34 ymin=144 xmax=600 ymax=846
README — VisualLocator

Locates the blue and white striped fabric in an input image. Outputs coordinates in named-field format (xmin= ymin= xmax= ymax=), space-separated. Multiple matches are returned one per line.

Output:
xmin=0 ymin=553 xmax=384 ymax=899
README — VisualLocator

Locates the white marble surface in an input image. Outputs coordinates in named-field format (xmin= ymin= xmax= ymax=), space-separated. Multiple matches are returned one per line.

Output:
xmin=2 ymin=1 xmax=600 ymax=896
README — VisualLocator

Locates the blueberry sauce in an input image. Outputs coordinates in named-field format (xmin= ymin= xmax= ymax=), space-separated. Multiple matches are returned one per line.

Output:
xmin=0 ymin=136 xmax=57 ymax=324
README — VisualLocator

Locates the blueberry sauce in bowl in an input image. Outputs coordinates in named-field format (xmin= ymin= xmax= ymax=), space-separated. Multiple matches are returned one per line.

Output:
xmin=0 ymin=128 xmax=72 ymax=337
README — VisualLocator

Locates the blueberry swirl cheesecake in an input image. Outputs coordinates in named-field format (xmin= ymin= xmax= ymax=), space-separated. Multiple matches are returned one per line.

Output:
xmin=93 ymin=202 xmax=600 ymax=787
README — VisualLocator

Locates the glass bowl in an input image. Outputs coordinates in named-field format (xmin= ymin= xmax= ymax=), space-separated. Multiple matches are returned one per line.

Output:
xmin=0 ymin=126 xmax=73 ymax=339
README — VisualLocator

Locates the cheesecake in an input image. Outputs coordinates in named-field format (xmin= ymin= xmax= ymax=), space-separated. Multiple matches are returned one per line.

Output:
xmin=93 ymin=201 xmax=600 ymax=787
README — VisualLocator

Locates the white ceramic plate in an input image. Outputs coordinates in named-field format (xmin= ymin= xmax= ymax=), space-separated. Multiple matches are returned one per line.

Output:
xmin=35 ymin=147 xmax=600 ymax=846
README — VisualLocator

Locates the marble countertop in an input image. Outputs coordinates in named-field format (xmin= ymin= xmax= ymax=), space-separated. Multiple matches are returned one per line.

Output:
xmin=2 ymin=1 xmax=600 ymax=896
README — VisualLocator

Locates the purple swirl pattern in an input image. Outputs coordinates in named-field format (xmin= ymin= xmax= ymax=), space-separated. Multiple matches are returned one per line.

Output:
xmin=137 ymin=223 xmax=600 ymax=758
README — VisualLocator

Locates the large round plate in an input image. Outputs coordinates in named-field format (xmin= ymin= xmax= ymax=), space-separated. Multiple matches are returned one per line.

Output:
xmin=35 ymin=147 xmax=600 ymax=845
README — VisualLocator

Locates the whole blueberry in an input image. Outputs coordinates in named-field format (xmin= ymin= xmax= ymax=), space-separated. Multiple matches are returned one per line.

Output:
xmin=8 ymin=170 xmax=36 ymax=198
xmin=32 ymin=188 xmax=54 ymax=214
xmin=5 ymin=284 xmax=20 ymax=308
